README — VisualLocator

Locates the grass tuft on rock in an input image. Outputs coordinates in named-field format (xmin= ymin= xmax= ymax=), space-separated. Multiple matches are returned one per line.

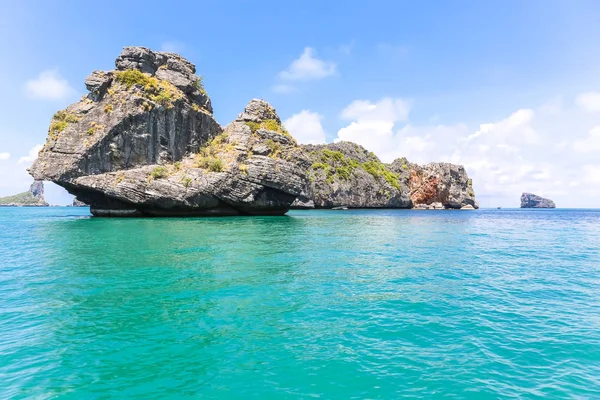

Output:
xmin=194 ymin=155 xmax=223 ymax=172
xmin=245 ymin=119 xmax=292 ymax=139
xmin=48 ymin=110 xmax=80 ymax=139
xmin=115 ymin=69 xmax=183 ymax=109
xmin=150 ymin=166 xmax=168 ymax=179
xmin=193 ymin=76 xmax=206 ymax=94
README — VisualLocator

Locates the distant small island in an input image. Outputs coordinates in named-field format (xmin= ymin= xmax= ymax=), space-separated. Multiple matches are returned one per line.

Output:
xmin=0 ymin=181 xmax=48 ymax=207
xmin=520 ymin=193 xmax=556 ymax=208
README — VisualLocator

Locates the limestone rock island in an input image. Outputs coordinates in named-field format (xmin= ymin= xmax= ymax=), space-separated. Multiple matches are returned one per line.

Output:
xmin=520 ymin=193 xmax=556 ymax=208
xmin=0 ymin=180 xmax=48 ymax=207
xmin=29 ymin=46 xmax=478 ymax=216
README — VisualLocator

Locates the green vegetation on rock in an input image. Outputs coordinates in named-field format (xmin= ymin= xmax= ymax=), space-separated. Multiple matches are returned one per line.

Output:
xmin=309 ymin=148 xmax=402 ymax=189
xmin=193 ymin=133 xmax=231 ymax=172
xmin=265 ymin=139 xmax=282 ymax=158
xmin=194 ymin=155 xmax=223 ymax=172
xmin=0 ymin=191 xmax=39 ymax=205
xmin=150 ymin=166 xmax=168 ymax=179
xmin=48 ymin=110 xmax=80 ymax=139
xmin=114 ymin=69 xmax=183 ymax=109
xmin=193 ymin=76 xmax=206 ymax=94
xmin=245 ymin=119 xmax=292 ymax=138
xmin=181 ymin=176 xmax=193 ymax=187
xmin=362 ymin=161 xmax=402 ymax=190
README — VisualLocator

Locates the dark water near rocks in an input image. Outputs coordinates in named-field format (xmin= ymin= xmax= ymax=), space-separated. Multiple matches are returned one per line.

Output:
xmin=1 ymin=207 xmax=599 ymax=398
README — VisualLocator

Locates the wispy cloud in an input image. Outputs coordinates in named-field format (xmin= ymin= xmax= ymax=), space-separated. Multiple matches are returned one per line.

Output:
xmin=24 ymin=70 xmax=76 ymax=100
xmin=272 ymin=84 xmax=298 ymax=94
xmin=160 ymin=41 xmax=186 ymax=53
xmin=278 ymin=47 xmax=336 ymax=82
xmin=284 ymin=110 xmax=327 ymax=144
xmin=576 ymin=92 xmax=600 ymax=113
xmin=273 ymin=47 xmax=337 ymax=94
xmin=0 ymin=152 xmax=10 ymax=160
xmin=18 ymin=144 xmax=43 ymax=165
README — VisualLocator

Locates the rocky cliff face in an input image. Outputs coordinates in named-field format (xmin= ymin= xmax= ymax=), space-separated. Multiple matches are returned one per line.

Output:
xmin=408 ymin=162 xmax=478 ymax=209
xmin=0 ymin=180 xmax=48 ymax=206
xmin=292 ymin=142 xmax=478 ymax=210
xmin=293 ymin=142 xmax=411 ymax=208
xmin=30 ymin=47 xmax=305 ymax=216
xmin=521 ymin=193 xmax=555 ymax=208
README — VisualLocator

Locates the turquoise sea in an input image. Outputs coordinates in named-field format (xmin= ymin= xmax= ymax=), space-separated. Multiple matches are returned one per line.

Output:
xmin=1 ymin=207 xmax=599 ymax=399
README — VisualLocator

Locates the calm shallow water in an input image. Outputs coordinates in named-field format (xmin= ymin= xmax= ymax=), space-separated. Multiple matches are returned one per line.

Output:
xmin=1 ymin=207 xmax=599 ymax=399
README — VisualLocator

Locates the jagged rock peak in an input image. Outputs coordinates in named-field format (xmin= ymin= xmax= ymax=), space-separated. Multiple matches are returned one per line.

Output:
xmin=115 ymin=46 xmax=196 ymax=75
xmin=85 ymin=46 xmax=212 ymax=113
xmin=237 ymin=99 xmax=281 ymax=124
xmin=29 ymin=180 xmax=44 ymax=198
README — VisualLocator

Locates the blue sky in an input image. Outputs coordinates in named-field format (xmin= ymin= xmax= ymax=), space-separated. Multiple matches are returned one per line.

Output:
xmin=1 ymin=0 xmax=600 ymax=206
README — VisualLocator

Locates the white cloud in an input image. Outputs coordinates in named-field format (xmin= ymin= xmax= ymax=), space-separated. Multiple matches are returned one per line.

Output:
xmin=340 ymin=98 xmax=411 ymax=122
xmin=335 ymin=98 xmax=416 ymax=161
xmin=573 ymin=126 xmax=600 ymax=153
xmin=278 ymin=48 xmax=336 ymax=81
xmin=25 ymin=70 xmax=76 ymax=100
xmin=284 ymin=110 xmax=326 ymax=145
xmin=160 ymin=41 xmax=186 ymax=53
xmin=18 ymin=144 xmax=43 ymax=165
xmin=272 ymin=84 xmax=297 ymax=94
xmin=0 ymin=152 xmax=10 ymax=160
xmin=576 ymin=92 xmax=600 ymax=113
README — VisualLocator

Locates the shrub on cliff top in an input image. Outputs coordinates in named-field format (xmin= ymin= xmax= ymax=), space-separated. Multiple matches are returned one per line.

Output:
xmin=115 ymin=69 xmax=183 ymax=108
xmin=194 ymin=154 xmax=223 ymax=172
xmin=151 ymin=166 xmax=168 ymax=179
xmin=193 ymin=76 xmax=206 ymax=94
xmin=114 ymin=69 xmax=152 ymax=89
xmin=245 ymin=119 xmax=292 ymax=139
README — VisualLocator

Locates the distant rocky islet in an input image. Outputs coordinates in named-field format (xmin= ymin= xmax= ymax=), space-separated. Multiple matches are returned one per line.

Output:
xmin=26 ymin=46 xmax=479 ymax=216
xmin=520 ymin=193 xmax=556 ymax=208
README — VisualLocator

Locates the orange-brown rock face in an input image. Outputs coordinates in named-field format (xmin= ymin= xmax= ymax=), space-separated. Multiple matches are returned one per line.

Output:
xmin=408 ymin=163 xmax=478 ymax=209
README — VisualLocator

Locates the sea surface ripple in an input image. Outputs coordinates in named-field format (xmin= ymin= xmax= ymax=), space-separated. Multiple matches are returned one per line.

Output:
xmin=1 ymin=208 xmax=599 ymax=399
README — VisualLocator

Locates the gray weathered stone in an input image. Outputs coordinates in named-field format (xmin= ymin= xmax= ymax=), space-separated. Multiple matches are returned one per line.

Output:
xmin=291 ymin=142 xmax=477 ymax=210
xmin=30 ymin=47 xmax=304 ymax=216
xmin=293 ymin=141 xmax=411 ymax=209
xmin=520 ymin=193 xmax=556 ymax=208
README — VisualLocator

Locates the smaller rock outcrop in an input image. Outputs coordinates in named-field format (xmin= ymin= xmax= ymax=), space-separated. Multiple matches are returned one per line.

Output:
xmin=72 ymin=198 xmax=87 ymax=207
xmin=0 ymin=180 xmax=48 ymax=206
xmin=291 ymin=141 xmax=478 ymax=210
xmin=408 ymin=162 xmax=478 ymax=209
xmin=520 ymin=193 xmax=555 ymax=208
xmin=294 ymin=142 xmax=411 ymax=209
